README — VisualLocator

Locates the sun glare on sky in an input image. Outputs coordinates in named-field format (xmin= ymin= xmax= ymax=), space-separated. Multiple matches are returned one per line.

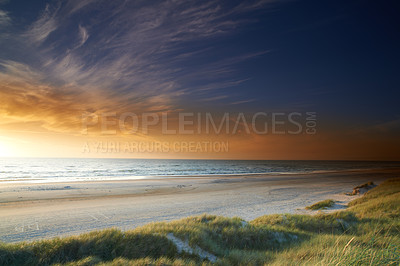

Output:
xmin=0 ymin=139 xmax=15 ymax=157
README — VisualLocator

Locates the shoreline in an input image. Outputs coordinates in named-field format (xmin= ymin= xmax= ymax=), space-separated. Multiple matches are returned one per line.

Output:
xmin=1 ymin=168 xmax=399 ymax=243
xmin=2 ymin=165 xmax=399 ymax=184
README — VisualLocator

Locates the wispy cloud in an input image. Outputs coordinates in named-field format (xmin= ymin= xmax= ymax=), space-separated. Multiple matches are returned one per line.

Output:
xmin=64 ymin=0 xmax=97 ymax=16
xmin=0 ymin=0 xmax=281 ymax=134
xmin=0 ymin=61 xmax=91 ymax=132
xmin=0 ymin=59 xmax=182 ymax=135
xmin=26 ymin=4 xmax=59 ymax=44
xmin=77 ymin=25 xmax=89 ymax=47
xmin=230 ymin=99 xmax=256 ymax=105
xmin=0 ymin=9 xmax=10 ymax=26
xmin=198 ymin=95 xmax=229 ymax=102
xmin=26 ymin=1 xmax=274 ymax=90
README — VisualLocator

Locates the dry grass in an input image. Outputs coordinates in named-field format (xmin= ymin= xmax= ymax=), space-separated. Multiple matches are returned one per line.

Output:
xmin=305 ymin=199 xmax=335 ymax=210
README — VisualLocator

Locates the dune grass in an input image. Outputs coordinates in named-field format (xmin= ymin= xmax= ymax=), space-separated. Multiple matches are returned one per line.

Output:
xmin=353 ymin=181 xmax=375 ymax=190
xmin=348 ymin=178 xmax=400 ymax=219
xmin=305 ymin=199 xmax=335 ymax=210
xmin=1 ymin=178 xmax=399 ymax=265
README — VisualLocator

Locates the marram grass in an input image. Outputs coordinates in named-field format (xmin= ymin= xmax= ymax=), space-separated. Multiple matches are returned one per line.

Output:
xmin=305 ymin=199 xmax=335 ymax=210
xmin=1 ymin=178 xmax=399 ymax=265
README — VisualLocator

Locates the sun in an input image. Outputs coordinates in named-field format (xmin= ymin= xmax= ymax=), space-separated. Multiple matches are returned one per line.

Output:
xmin=0 ymin=140 xmax=14 ymax=157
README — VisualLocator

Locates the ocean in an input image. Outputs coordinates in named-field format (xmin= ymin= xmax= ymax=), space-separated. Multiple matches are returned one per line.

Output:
xmin=0 ymin=158 xmax=399 ymax=183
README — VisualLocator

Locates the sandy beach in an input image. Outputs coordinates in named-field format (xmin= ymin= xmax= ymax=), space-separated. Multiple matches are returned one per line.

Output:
xmin=1 ymin=167 xmax=399 ymax=243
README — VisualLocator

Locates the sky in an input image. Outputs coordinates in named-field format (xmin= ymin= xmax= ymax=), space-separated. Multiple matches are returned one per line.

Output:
xmin=0 ymin=0 xmax=399 ymax=160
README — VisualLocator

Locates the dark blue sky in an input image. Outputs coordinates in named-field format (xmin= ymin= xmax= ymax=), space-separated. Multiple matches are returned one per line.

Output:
xmin=183 ymin=0 xmax=400 ymax=125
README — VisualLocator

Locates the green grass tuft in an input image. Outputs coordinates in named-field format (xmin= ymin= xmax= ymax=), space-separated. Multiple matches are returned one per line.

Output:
xmin=305 ymin=199 xmax=335 ymax=210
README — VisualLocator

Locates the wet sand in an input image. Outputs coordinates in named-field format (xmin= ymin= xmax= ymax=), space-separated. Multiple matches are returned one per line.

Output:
xmin=1 ymin=168 xmax=399 ymax=243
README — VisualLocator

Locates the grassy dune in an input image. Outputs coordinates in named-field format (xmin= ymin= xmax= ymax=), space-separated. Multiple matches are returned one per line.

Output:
xmin=1 ymin=178 xmax=399 ymax=265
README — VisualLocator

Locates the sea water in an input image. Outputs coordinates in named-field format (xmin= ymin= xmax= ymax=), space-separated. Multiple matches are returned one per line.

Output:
xmin=0 ymin=157 xmax=399 ymax=183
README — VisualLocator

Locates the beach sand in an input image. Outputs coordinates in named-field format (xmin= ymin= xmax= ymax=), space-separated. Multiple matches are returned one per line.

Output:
xmin=1 ymin=168 xmax=399 ymax=243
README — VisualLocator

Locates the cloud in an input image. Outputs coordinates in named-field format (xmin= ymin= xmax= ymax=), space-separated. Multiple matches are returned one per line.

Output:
xmin=0 ymin=60 xmax=179 ymax=134
xmin=353 ymin=119 xmax=400 ymax=134
xmin=199 ymin=95 xmax=229 ymax=102
xmin=28 ymin=1 xmax=273 ymax=100
xmin=230 ymin=99 xmax=256 ymax=105
xmin=0 ymin=9 xmax=10 ymax=26
xmin=26 ymin=4 xmax=59 ymax=44
xmin=28 ymin=1 xmax=273 ymax=82
xmin=77 ymin=25 xmax=89 ymax=47
xmin=177 ymin=51 xmax=269 ymax=88
xmin=233 ymin=0 xmax=282 ymax=12
xmin=194 ymin=79 xmax=251 ymax=92
xmin=64 ymin=0 xmax=97 ymax=16
xmin=0 ymin=61 xmax=91 ymax=132
xmin=0 ymin=1 xmax=281 ymax=134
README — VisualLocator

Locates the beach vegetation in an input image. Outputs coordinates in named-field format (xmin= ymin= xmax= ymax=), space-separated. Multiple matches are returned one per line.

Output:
xmin=305 ymin=199 xmax=335 ymax=210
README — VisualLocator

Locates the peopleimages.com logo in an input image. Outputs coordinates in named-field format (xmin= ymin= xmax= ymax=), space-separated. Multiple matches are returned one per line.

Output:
xmin=82 ymin=112 xmax=317 ymax=135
